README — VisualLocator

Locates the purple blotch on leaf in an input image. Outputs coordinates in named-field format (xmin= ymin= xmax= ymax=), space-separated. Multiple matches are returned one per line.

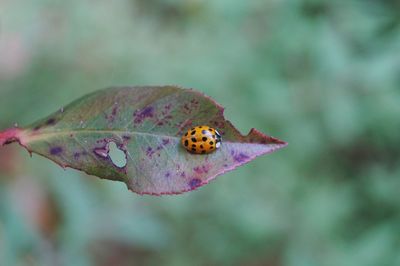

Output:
xmin=46 ymin=118 xmax=56 ymax=125
xmin=122 ymin=135 xmax=131 ymax=141
xmin=146 ymin=146 xmax=159 ymax=158
xmin=134 ymin=106 xmax=154 ymax=123
xmin=189 ymin=178 xmax=202 ymax=189
xmin=193 ymin=165 xmax=210 ymax=174
xmin=106 ymin=106 xmax=118 ymax=122
xmin=231 ymin=151 xmax=250 ymax=163
xmin=50 ymin=146 xmax=63 ymax=155
xmin=112 ymin=106 xmax=118 ymax=116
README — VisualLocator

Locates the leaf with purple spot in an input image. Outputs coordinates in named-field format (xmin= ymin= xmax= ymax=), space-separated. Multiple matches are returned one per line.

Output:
xmin=0 ymin=86 xmax=287 ymax=195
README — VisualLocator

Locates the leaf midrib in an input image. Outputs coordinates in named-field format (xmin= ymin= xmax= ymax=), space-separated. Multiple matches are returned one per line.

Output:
xmin=23 ymin=129 xmax=180 ymax=143
xmin=22 ymin=128 xmax=246 ymax=145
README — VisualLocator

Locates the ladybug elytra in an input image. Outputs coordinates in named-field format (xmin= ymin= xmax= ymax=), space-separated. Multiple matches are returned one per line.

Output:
xmin=181 ymin=126 xmax=221 ymax=154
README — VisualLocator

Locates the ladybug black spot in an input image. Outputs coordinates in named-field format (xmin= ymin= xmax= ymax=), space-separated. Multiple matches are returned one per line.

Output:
xmin=191 ymin=138 xmax=197 ymax=142
xmin=200 ymin=145 xmax=204 ymax=149
xmin=192 ymin=144 xmax=196 ymax=148
xmin=202 ymin=137 xmax=207 ymax=141
xmin=209 ymin=141 xmax=214 ymax=145
xmin=184 ymin=140 xmax=189 ymax=146
xmin=185 ymin=132 xmax=188 ymax=136
xmin=191 ymin=148 xmax=196 ymax=152
xmin=191 ymin=131 xmax=196 ymax=135
xmin=202 ymin=150 xmax=206 ymax=154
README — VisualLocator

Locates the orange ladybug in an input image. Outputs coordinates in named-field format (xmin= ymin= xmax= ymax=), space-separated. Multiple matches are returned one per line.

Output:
xmin=181 ymin=126 xmax=221 ymax=154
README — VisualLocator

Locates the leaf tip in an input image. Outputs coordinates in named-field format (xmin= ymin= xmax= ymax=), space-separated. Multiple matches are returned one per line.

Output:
xmin=247 ymin=128 xmax=288 ymax=147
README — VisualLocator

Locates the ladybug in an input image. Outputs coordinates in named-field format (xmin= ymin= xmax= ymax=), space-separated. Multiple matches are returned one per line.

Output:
xmin=181 ymin=126 xmax=222 ymax=154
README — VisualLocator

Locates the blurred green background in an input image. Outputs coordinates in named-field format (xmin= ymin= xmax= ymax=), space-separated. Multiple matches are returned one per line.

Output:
xmin=1 ymin=0 xmax=400 ymax=265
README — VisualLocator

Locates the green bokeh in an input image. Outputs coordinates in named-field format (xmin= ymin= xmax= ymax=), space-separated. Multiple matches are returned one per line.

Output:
xmin=1 ymin=0 xmax=400 ymax=265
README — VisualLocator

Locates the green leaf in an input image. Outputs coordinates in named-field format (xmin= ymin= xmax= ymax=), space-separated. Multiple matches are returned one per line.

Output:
xmin=0 ymin=86 xmax=287 ymax=195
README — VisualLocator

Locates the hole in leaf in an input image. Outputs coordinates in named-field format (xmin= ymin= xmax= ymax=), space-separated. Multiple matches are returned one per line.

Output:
xmin=108 ymin=142 xmax=127 ymax=168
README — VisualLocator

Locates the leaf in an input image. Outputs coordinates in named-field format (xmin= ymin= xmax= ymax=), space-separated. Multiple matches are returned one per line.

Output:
xmin=0 ymin=86 xmax=287 ymax=195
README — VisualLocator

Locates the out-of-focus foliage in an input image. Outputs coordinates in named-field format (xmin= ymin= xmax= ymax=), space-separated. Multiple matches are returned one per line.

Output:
xmin=1 ymin=0 xmax=400 ymax=265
